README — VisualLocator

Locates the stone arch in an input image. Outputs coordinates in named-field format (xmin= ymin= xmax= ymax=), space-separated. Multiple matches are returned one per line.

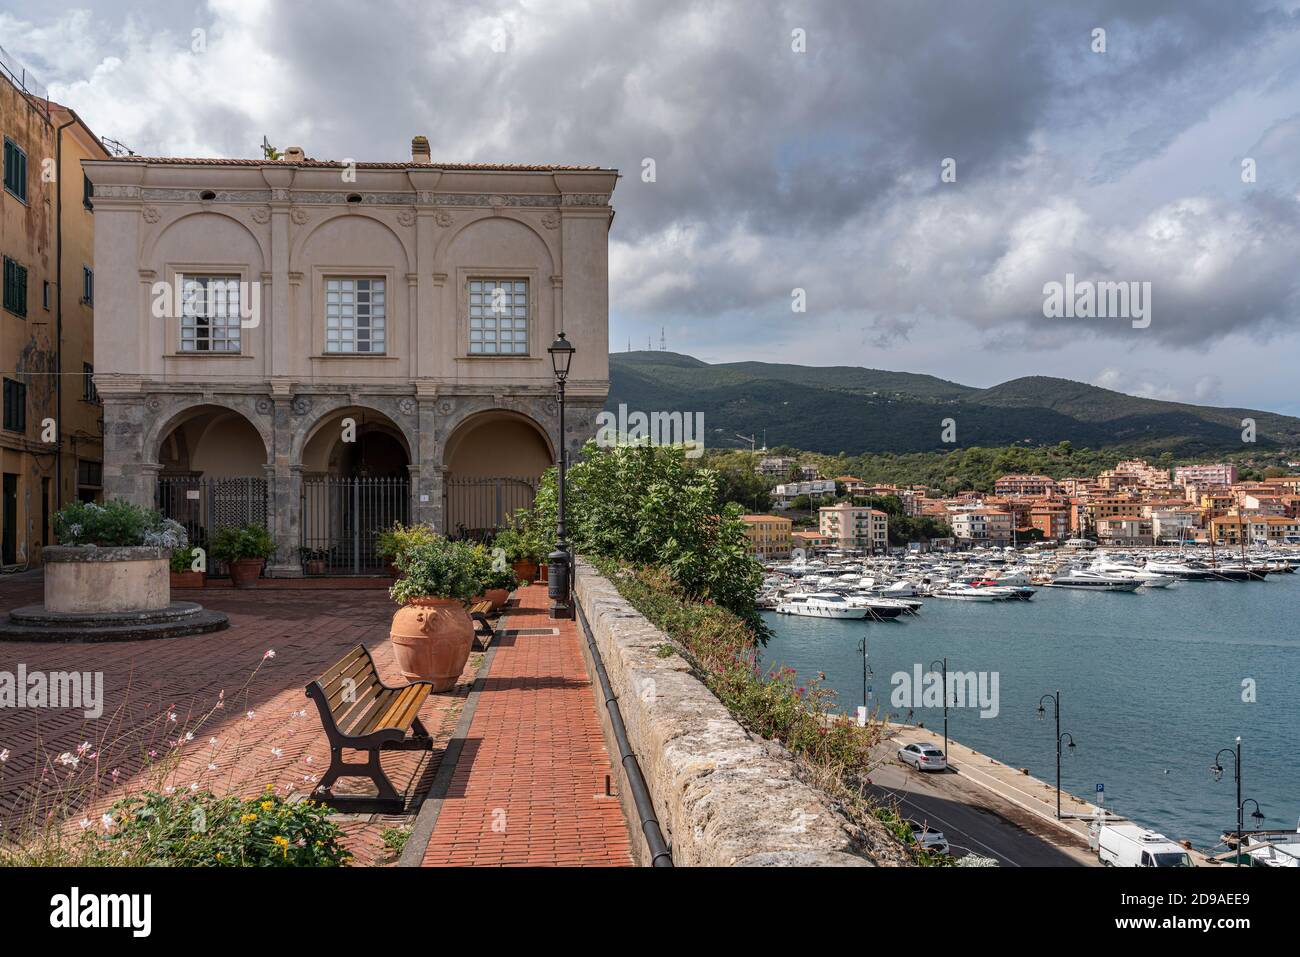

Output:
xmin=434 ymin=210 xmax=558 ymax=274
xmin=292 ymin=398 xmax=418 ymax=469
xmin=141 ymin=209 xmax=269 ymax=272
xmin=287 ymin=209 xmax=415 ymax=275
xmin=442 ymin=407 xmax=555 ymax=474
xmin=144 ymin=398 xmax=272 ymax=470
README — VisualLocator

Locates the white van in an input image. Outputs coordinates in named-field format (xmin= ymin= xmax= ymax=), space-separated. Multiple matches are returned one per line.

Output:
xmin=1096 ymin=824 xmax=1193 ymax=867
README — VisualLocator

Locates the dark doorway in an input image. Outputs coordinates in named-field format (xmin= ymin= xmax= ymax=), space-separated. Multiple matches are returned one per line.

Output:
xmin=2 ymin=473 xmax=17 ymax=565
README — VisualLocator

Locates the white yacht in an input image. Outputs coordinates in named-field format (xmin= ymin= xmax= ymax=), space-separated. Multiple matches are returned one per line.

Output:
xmin=775 ymin=592 xmax=870 ymax=619
xmin=1046 ymin=569 xmax=1142 ymax=592
xmin=1089 ymin=557 xmax=1174 ymax=588
xmin=929 ymin=583 xmax=998 ymax=602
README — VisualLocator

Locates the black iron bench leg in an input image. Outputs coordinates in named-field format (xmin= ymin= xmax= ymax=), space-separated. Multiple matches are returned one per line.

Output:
xmin=312 ymin=747 xmax=403 ymax=812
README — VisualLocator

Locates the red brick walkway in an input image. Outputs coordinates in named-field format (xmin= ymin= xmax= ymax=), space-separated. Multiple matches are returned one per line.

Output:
xmin=421 ymin=585 xmax=632 ymax=866
xmin=0 ymin=572 xmax=473 ymax=865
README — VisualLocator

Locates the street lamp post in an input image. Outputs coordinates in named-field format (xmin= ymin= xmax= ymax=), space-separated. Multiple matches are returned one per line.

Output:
xmin=930 ymin=657 xmax=949 ymax=759
xmin=547 ymin=332 xmax=575 ymax=620
xmin=1212 ymin=736 xmax=1263 ymax=867
xmin=1037 ymin=690 xmax=1076 ymax=818
xmin=856 ymin=638 xmax=872 ymax=722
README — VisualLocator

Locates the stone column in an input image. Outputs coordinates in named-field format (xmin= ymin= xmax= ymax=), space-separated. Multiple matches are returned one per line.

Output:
xmin=102 ymin=395 xmax=154 ymax=506
xmin=413 ymin=393 xmax=442 ymax=530
xmin=266 ymin=396 xmax=303 ymax=577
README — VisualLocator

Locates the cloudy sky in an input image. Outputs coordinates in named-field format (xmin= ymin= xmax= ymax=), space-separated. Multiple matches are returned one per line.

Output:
xmin=6 ymin=0 xmax=1300 ymax=413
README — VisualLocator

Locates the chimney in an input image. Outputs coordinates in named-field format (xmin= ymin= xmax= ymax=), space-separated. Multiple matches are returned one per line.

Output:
xmin=411 ymin=135 xmax=431 ymax=164
xmin=283 ymin=145 xmax=305 ymax=162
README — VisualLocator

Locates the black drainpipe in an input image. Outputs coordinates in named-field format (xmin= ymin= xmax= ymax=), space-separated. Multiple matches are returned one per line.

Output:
xmin=575 ymin=598 xmax=673 ymax=867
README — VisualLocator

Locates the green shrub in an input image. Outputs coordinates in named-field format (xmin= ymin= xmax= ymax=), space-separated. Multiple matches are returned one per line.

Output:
xmin=375 ymin=522 xmax=438 ymax=563
xmin=210 ymin=524 xmax=276 ymax=563
xmin=101 ymin=787 xmax=351 ymax=866
xmin=54 ymin=499 xmax=187 ymax=549
xmin=531 ymin=443 xmax=764 ymax=622
xmin=390 ymin=536 xmax=485 ymax=605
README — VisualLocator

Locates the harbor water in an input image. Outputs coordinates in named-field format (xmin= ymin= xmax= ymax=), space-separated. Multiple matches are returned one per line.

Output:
xmin=760 ymin=574 xmax=1300 ymax=850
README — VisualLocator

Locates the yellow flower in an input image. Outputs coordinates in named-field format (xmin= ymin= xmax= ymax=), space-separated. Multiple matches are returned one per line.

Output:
xmin=273 ymin=835 xmax=290 ymax=858
xmin=264 ymin=783 xmax=274 ymax=792
xmin=260 ymin=801 xmax=273 ymax=811
xmin=241 ymin=813 xmax=258 ymax=823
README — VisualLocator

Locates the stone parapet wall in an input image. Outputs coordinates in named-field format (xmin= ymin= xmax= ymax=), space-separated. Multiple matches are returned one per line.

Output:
xmin=574 ymin=559 xmax=884 ymax=867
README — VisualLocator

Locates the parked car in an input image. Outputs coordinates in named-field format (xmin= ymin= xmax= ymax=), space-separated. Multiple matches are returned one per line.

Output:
xmin=1095 ymin=824 xmax=1193 ymax=867
xmin=909 ymin=821 xmax=950 ymax=855
xmin=898 ymin=742 xmax=948 ymax=772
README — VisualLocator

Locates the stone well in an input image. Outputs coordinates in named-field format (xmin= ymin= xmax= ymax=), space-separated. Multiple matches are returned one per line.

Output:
xmin=42 ymin=545 xmax=170 ymax=613
xmin=0 ymin=546 xmax=228 ymax=642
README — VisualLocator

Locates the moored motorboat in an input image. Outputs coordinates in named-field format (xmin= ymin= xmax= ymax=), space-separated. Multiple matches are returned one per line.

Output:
xmin=775 ymin=592 xmax=870 ymax=619
xmin=1045 ymin=570 xmax=1142 ymax=592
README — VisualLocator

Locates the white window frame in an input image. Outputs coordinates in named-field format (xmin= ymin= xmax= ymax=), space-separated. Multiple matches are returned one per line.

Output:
xmin=467 ymin=276 xmax=530 ymax=356
xmin=324 ymin=276 xmax=387 ymax=354
xmin=178 ymin=274 xmax=244 ymax=353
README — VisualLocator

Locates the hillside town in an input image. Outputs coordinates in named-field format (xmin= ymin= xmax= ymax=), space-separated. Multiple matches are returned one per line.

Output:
xmin=742 ymin=455 xmax=1300 ymax=558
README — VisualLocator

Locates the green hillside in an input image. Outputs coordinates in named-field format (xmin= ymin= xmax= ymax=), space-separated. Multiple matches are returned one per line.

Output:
xmin=607 ymin=352 xmax=1300 ymax=456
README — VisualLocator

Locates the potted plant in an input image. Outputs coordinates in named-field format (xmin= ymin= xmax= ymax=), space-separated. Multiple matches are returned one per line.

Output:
xmin=298 ymin=547 xmax=329 ymax=577
xmin=494 ymin=512 xmax=545 ymax=582
xmin=211 ymin=524 xmax=276 ymax=589
xmin=170 ymin=544 xmax=206 ymax=589
xmin=47 ymin=500 xmax=187 ymax=613
xmin=482 ymin=564 xmax=523 ymax=611
xmin=388 ymin=536 xmax=485 ymax=690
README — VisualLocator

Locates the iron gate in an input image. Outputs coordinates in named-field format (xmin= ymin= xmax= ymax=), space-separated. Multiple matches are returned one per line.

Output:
xmin=444 ymin=476 xmax=538 ymax=541
xmin=156 ymin=476 xmax=269 ymax=576
xmin=300 ymin=476 xmax=409 ymax=575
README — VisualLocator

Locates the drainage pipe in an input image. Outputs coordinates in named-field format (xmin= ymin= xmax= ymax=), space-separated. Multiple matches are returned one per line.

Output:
xmin=576 ymin=599 xmax=673 ymax=867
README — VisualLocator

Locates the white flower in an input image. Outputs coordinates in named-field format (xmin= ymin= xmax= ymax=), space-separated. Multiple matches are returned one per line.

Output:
xmin=245 ymin=710 xmax=256 ymax=720
xmin=263 ymin=649 xmax=276 ymax=660
xmin=58 ymin=752 xmax=78 ymax=768
xmin=79 ymin=818 xmax=93 ymax=829
xmin=270 ymin=747 xmax=283 ymax=758
xmin=0 ymin=748 xmax=9 ymax=763
xmin=207 ymin=763 xmax=218 ymax=771
xmin=184 ymin=732 xmax=194 ymax=741
xmin=101 ymin=813 xmax=114 ymax=830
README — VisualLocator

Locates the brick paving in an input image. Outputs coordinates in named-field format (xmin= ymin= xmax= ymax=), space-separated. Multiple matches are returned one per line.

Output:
xmin=0 ymin=572 xmax=473 ymax=865
xmin=421 ymin=585 xmax=632 ymax=866
xmin=0 ymin=574 xmax=633 ymax=867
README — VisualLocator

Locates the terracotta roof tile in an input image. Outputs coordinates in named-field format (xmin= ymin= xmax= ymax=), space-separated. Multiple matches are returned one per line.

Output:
xmin=101 ymin=155 xmax=610 ymax=172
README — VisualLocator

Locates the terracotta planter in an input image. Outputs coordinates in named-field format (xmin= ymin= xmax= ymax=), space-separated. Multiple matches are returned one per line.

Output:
xmin=485 ymin=587 xmax=509 ymax=611
xmin=538 ymin=562 xmax=549 ymax=583
xmin=304 ymin=560 xmax=326 ymax=576
xmin=170 ymin=570 xmax=206 ymax=589
xmin=228 ymin=558 xmax=265 ymax=589
xmin=389 ymin=598 xmax=474 ymax=690
xmin=512 ymin=559 xmax=538 ymax=582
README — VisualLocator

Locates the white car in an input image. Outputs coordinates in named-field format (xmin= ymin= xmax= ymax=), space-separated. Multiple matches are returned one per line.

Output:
xmin=909 ymin=822 xmax=950 ymax=855
xmin=898 ymin=742 xmax=948 ymax=772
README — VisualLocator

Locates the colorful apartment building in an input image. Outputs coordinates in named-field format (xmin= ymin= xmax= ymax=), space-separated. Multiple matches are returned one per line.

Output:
xmin=818 ymin=502 xmax=888 ymax=553
xmin=1174 ymin=463 xmax=1238 ymax=488
xmin=740 ymin=514 xmax=793 ymax=559
xmin=993 ymin=474 xmax=1058 ymax=497
xmin=1 ymin=59 xmax=108 ymax=569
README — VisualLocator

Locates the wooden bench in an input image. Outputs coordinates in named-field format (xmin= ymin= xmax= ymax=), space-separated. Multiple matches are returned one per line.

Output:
xmin=304 ymin=644 xmax=435 ymax=812
xmin=469 ymin=600 xmax=496 ymax=649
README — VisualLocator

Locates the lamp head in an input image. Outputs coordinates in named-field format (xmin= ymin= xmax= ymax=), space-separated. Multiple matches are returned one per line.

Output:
xmin=548 ymin=331 xmax=575 ymax=380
